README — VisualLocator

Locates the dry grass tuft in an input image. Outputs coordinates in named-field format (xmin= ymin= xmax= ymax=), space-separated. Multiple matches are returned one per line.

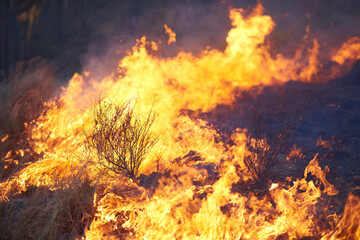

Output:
xmin=0 ymin=58 xmax=58 ymax=135
xmin=0 ymin=59 xmax=59 ymax=180
xmin=0 ymin=170 xmax=95 ymax=240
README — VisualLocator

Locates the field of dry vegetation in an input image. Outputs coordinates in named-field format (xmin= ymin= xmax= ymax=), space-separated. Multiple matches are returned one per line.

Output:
xmin=1 ymin=1 xmax=360 ymax=239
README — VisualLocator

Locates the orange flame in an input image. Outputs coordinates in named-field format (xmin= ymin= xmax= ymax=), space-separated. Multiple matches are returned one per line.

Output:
xmin=332 ymin=37 xmax=360 ymax=65
xmin=84 ymin=153 xmax=339 ymax=239
xmin=164 ymin=24 xmax=176 ymax=45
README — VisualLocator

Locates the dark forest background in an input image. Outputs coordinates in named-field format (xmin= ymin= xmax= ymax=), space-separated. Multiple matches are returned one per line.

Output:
xmin=0 ymin=0 xmax=153 ymax=81
xmin=1 ymin=0 xmax=360 ymax=81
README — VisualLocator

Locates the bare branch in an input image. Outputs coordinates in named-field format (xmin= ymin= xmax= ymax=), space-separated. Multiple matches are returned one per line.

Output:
xmin=83 ymin=98 xmax=158 ymax=179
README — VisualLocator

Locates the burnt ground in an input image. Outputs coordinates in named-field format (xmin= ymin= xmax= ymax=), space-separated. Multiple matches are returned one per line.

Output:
xmin=196 ymin=60 xmax=360 ymax=203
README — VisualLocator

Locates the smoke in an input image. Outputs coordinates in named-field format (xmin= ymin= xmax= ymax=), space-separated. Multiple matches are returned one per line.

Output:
xmin=75 ymin=0 xmax=360 ymax=140
xmin=79 ymin=1 xmax=232 ymax=80
xmin=78 ymin=0 xmax=360 ymax=80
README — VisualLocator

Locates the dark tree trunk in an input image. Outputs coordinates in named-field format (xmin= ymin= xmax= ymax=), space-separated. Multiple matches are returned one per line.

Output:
xmin=81 ymin=0 xmax=89 ymax=30
xmin=57 ymin=0 xmax=65 ymax=39
xmin=0 ymin=0 xmax=6 ymax=79
xmin=132 ymin=0 xmax=142 ymax=18
xmin=7 ymin=0 xmax=13 ymax=70
xmin=42 ymin=0 xmax=51 ymax=39
xmin=11 ymin=2 xmax=22 ymax=63
xmin=25 ymin=3 xmax=37 ymax=59
xmin=1 ymin=0 xmax=11 ymax=80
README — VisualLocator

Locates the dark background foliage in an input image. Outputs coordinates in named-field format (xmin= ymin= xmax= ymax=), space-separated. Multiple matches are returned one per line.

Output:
xmin=1 ymin=0 xmax=360 ymax=81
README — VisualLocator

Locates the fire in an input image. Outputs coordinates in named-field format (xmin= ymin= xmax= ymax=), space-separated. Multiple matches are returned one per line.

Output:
xmin=287 ymin=145 xmax=304 ymax=162
xmin=332 ymin=37 xmax=360 ymax=65
xmin=322 ymin=194 xmax=360 ymax=240
xmin=1 ymin=3 xmax=360 ymax=239
xmin=86 ymin=155 xmax=339 ymax=239
xmin=164 ymin=24 xmax=176 ymax=45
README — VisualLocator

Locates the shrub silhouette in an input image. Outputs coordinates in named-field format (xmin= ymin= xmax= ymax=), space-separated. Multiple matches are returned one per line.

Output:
xmin=243 ymin=90 xmax=307 ymax=180
xmin=84 ymin=98 xmax=157 ymax=179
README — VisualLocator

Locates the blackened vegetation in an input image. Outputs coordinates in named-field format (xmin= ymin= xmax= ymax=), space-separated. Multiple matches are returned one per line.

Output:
xmin=204 ymin=61 xmax=360 ymax=236
xmin=243 ymin=90 xmax=308 ymax=181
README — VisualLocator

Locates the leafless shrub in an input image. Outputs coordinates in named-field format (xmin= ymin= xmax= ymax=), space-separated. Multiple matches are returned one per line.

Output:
xmin=84 ymin=98 xmax=158 ymax=179
xmin=154 ymin=149 xmax=167 ymax=175
xmin=243 ymin=90 xmax=308 ymax=180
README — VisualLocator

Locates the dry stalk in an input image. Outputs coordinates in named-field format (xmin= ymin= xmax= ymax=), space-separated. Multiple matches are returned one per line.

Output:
xmin=84 ymin=98 xmax=158 ymax=180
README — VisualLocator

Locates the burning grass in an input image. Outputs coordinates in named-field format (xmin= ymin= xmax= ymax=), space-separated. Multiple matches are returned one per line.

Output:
xmin=0 ymin=59 xmax=59 ymax=181
xmin=0 ymin=170 xmax=95 ymax=240
xmin=1 ymin=3 xmax=360 ymax=240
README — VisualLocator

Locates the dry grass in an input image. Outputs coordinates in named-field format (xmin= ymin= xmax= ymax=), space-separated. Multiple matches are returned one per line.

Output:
xmin=0 ymin=170 xmax=95 ymax=240
xmin=0 ymin=58 xmax=58 ymax=135
xmin=0 ymin=59 xmax=59 ymax=180
xmin=0 ymin=60 xmax=96 ymax=240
